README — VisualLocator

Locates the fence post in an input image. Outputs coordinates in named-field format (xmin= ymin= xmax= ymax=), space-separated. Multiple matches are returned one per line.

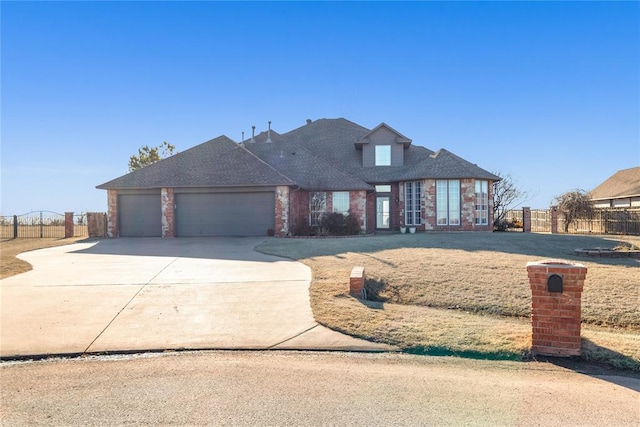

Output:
xmin=65 ymin=212 xmax=74 ymax=238
xmin=550 ymin=206 xmax=558 ymax=234
xmin=522 ymin=207 xmax=531 ymax=233
xmin=13 ymin=215 xmax=17 ymax=238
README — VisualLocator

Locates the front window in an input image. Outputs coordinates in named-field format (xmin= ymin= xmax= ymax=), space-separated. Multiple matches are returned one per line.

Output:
xmin=310 ymin=192 xmax=326 ymax=226
xmin=436 ymin=179 xmax=460 ymax=225
xmin=375 ymin=145 xmax=391 ymax=166
xmin=332 ymin=191 xmax=349 ymax=216
xmin=475 ymin=180 xmax=489 ymax=225
xmin=404 ymin=181 xmax=422 ymax=226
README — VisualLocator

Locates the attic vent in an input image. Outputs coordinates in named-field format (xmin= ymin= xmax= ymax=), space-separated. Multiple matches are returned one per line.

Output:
xmin=306 ymin=119 xmax=312 ymax=125
xmin=266 ymin=121 xmax=272 ymax=143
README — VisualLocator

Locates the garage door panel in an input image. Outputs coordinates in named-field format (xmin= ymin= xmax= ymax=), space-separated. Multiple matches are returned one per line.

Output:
xmin=119 ymin=194 xmax=162 ymax=237
xmin=176 ymin=192 xmax=274 ymax=237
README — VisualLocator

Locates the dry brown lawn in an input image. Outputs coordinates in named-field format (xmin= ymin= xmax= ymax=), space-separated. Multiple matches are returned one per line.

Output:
xmin=0 ymin=237 xmax=87 ymax=279
xmin=257 ymin=232 xmax=640 ymax=370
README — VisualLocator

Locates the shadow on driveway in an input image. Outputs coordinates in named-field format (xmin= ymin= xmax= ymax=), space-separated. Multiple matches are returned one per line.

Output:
xmin=71 ymin=237 xmax=284 ymax=262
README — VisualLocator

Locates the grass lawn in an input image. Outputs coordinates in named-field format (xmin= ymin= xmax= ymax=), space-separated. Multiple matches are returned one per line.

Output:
xmin=257 ymin=232 xmax=640 ymax=371
xmin=0 ymin=237 xmax=87 ymax=279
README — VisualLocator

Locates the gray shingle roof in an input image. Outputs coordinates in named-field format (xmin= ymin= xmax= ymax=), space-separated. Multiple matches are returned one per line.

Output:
xmin=282 ymin=118 xmax=498 ymax=183
xmin=590 ymin=166 xmax=640 ymax=200
xmin=97 ymin=136 xmax=295 ymax=189
xmin=97 ymin=118 xmax=499 ymax=190
xmin=245 ymin=132 xmax=372 ymax=191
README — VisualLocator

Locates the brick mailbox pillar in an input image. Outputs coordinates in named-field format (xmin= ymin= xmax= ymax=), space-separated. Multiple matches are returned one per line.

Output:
xmin=526 ymin=260 xmax=587 ymax=357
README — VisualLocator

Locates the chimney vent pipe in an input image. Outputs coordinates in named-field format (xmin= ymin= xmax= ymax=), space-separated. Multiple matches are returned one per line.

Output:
xmin=266 ymin=121 xmax=272 ymax=143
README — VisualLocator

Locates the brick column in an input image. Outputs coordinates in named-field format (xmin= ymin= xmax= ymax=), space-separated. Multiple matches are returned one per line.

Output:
xmin=107 ymin=190 xmax=118 ymax=238
xmin=161 ymin=188 xmax=175 ymax=238
xmin=526 ymin=260 xmax=587 ymax=357
xmin=550 ymin=206 xmax=558 ymax=234
xmin=522 ymin=207 xmax=531 ymax=233
xmin=350 ymin=266 xmax=365 ymax=298
xmin=64 ymin=212 xmax=74 ymax=238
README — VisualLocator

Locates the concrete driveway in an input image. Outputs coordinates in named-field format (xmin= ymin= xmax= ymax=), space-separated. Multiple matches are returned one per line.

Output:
xmin=1 ymin=238 xmax=393 ymax=358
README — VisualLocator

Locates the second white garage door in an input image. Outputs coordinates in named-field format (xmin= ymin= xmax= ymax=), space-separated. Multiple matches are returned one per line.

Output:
xmin=175 ymin=192 xmax=275 ymax=237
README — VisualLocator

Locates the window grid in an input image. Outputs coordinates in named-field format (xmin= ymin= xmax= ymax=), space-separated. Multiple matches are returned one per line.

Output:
xmin=332 ymin=191 xmax=350 ymax=216
xmin=436 ymin=179 xmax=460 ymax=226
xmin=474 ymin=180 xmax=489 ymax=225
xmin=404 ymin=181 xmax=422 ymax=226
xmin=309 ymin=192 xmax=326 ymax=226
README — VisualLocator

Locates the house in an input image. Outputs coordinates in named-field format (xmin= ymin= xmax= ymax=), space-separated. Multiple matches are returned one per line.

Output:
xmin=97 ymin=118 xmax=499 ymax=237
xmin=590 ymin=166 xmax=640 ymax=208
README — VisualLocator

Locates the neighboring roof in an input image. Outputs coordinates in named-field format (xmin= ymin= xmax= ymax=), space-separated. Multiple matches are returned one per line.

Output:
xmin=590 ymin=166 xmax=640 ymax=200
xmin=97 ymin=136 xmax=295 ymax=189
xmin=98 ymin=118 xmax=499 ymax=190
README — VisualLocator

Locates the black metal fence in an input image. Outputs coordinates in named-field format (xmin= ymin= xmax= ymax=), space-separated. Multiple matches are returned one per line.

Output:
xmin=0 ymin=211 xmax=89 ymax=239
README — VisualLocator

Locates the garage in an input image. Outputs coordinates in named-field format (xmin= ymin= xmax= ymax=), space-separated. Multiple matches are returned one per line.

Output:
xmin=118 ymin=193 xmax=162 ymax=237
xmin=175 ymin=191 xmax=275 ymax=237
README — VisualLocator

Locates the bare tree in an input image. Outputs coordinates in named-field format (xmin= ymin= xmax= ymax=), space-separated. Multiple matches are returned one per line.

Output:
xmin=492 ymin=172 xmax=529 ymax=230
xmin=554 ymin=189 xmax=594 ymax=232
xmin=128 ymin=141 xmax=176 ymax=172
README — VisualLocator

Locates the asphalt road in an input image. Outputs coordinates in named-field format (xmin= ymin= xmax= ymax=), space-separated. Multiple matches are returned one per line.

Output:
xmin=1 ymin=351 xmax=638 ymax=426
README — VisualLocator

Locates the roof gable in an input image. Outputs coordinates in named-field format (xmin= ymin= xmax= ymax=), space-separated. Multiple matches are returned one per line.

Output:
xmin=355 ymin=122 xmax=412 ymax=148
xmin=590 ymin=166 xmax=640 ymax=200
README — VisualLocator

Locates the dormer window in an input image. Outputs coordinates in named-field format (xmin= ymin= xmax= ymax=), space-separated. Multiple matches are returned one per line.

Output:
xmin=375 ymin=145 xmax=391 ymax=166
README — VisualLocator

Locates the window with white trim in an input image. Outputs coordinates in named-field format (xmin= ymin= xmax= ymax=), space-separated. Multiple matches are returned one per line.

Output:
xmin=404 ymin=181 xmax=422 ymax=226
xmin=475 ymin=180 xmax=489 ymax=225
xmin=375 ymin=145 xmax=391 ymax=166
xmin=436 ymin=179 xmax=460 ymax=225
xmin=332 ymin=191 xmax=349 ymax=216
xmin=309 ymin=192 xmax=326 ymax=226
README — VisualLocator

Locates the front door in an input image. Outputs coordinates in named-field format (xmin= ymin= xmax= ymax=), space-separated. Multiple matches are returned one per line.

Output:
xmin=376 ymin=196 xmax=390 ymax=229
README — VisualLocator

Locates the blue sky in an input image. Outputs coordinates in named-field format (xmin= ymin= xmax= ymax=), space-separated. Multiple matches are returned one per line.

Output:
xmin=1 ymin=1 xmax=638 ymax=215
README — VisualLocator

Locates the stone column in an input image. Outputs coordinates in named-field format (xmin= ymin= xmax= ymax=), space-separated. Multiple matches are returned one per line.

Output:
xmin=161 ymin=188 xmax=175 ymax=238
xmin=107 ymin=190 xmax=118 ymax=238
xmin=550 ymin=206 xmax=558 ymax=234
xmin=526 ymin=260 xmax=587 ymax=357
xmin=64 ymin=212 xmax=74 ymax=238
xmin=275 ymin=186 xmax=290 ymax=237
xmin=522 ymin=207 xmax=531 ymax=233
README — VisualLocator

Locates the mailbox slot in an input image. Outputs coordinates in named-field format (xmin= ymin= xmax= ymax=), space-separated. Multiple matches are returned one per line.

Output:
xmin=547 ymin=274 xmax=563 ymax=293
